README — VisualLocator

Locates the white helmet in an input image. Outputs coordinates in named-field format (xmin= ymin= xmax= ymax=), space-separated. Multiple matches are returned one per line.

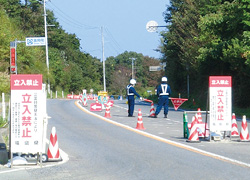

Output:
xmin=161 ymin=77 xmax=168 ymax=82
xmin=130 ymin=79 xmax=136 ymax=85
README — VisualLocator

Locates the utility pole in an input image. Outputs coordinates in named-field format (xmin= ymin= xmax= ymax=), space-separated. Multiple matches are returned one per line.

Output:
xmin=43 ymin=0 xmax=49 ymax=71
xmin=43 ymin=0 xmax=50 ymax=93
xmin=101 ymin=26 xmax=106 ymax=92
xmin=131 ymin=58 xmax=136 ymax=79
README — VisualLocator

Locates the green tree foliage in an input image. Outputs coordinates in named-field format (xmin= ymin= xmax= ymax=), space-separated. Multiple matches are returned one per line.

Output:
xmin=105 ymin=51 xmax=163 ymax=95
xmin=162 ymin=0 xmax=250 ymax=108
xmin=0 ymin=0 xmax=163 ymax=97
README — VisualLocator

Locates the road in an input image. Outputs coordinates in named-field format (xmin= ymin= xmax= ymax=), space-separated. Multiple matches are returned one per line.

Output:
xmin=1 ymin=99 xmax=250 ymax=179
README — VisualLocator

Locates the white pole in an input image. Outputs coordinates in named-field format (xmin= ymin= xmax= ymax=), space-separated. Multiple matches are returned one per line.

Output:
xmin=2 ymin=93 xmax=5 ymax=119
xmin=131 ymin=58 xmax=136 ymax=79
xmin=56 ymin=91 xmax=57 ymax=99
xmin=62 ymin=91 xmax=64 ymax=98
xmin=101 ymin=27 xmax=106 ymax=92
xmin=44 ymin=0 xmax=49 ymax=71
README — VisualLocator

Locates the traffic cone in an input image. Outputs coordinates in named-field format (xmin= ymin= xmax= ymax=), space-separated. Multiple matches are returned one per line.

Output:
xmin=47 ymin=127 xmax=62 ymax=161
xmin=240 ymin=115 xmax=250 ymax=141
xmin=136 ymin=109 xmax=145 ymax=130
xmin=196 ymin=108 xmax=202 ymax=123
xmin=104 ymin=105 xmax=111 ymax=118
xmin=187 ymin=116 xmax=200 ymax=143
xmin=149 ymin=103 xmax=155 ymax=117
xmin=231 ymin=113 xmax=239 ymax=137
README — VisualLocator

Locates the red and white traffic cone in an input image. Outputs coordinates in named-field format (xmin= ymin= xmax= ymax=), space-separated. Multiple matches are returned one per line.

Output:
xmin=149 ymin=103 xmax=155 ymax=117
xmin=47 ymin=127 xmax=62 ymax=161
xmin=240 ymin=115 xmax=250 ymax=141
xmin=231 ymin=113 xmax=239 ymax=137
xmin=136 ymin=109 xmax=145 ymax=130
xmin=196 ymin=108 xmax=202 ymax=123
xmin=187 ymin=116 xmax=200 ymax=143
xmin=104 ymin=105 xmax=111 ymax=118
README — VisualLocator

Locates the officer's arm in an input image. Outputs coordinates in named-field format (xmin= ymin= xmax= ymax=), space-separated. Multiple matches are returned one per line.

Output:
xmin=132 ymin=87 xmax=141 ymax=98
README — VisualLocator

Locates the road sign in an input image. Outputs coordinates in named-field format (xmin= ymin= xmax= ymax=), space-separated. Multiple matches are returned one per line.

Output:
xmin=170 ymin=98 xmax=188 ymax=111
xmin=90 ymin=103 xmax=102 ymax=111
xmin=149 ymin=66 xmax=162 ymax=71
xmin=10 ymin=74 xmax=44 ymax=153
xmin=26 ymin=37 xmax=46 ymax=46
xmin=10 ymin=47 xmax=16 ymax=73
xmin=209 ymin=76 xmax=232 ymax=132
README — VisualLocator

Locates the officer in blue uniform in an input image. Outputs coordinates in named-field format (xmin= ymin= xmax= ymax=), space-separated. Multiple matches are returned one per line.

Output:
xmin=127 ymin=79 xmax=143 ymax=117
xmin=154 ymin=77 xmax=171 ymax=118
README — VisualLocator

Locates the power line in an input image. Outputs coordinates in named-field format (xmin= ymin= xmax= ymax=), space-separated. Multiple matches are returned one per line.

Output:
xmin=47 ymin=1 xmax=98 ymax=30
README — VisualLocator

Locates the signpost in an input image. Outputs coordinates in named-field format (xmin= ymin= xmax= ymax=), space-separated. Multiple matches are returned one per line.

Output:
xmin=26 ymin=37 xmax=46 ymax=46
xmin=209 ymin=76 xmax=232 ymax=133
xmin=10 ymin=74 xmax=46 ymax=166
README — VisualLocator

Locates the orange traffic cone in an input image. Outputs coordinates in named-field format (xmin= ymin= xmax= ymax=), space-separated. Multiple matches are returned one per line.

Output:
xmin=231 ymin=113 xmax=239 ymax=137
xmin=47 ymin=127 xmax=62 ymax=161
xmin=104 ymin=105 xmax=111 ymax=118
xmin=149 ymin=103 xmax=155 ymax=117
xmin=240 ymin=115 xmax=250 ymax=141
xmin=136 ymin=109 xmax=145 ymax=130
xmin=196 ymin=108 xmax=202 ymax=123
xmin=187 ymin=116 xmax=200 ymax=143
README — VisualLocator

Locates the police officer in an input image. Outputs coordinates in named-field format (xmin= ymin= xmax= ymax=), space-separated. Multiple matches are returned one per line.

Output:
xmin=127 ymin=79 xmax=143 ymax=117
xmin=154 ymin=77 xmax=171 ymax=118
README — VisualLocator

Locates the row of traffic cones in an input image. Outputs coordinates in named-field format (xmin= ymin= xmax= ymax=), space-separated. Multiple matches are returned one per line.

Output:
xmin=232 ymin=114 xmax=250 ymax=141
xmin=187 ymin=113 xmax=250 ymax=142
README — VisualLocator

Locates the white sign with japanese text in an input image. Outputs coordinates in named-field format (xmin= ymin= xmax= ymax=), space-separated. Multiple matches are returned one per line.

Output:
xmin=11 ymin=74 xmax=45 ymax=153
xmin=26 ymin=37 xmax=46 ymax=46
xmin=209 ymin=76 xmax=232 ymax=132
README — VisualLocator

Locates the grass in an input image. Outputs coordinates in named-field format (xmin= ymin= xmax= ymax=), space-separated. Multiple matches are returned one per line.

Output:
xmin=0 ymin=117 xmax=7 ymax=128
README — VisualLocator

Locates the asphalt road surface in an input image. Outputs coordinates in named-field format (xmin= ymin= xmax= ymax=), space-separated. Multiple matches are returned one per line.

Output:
xmin=1 ymin=99 xmax=250 ymax=180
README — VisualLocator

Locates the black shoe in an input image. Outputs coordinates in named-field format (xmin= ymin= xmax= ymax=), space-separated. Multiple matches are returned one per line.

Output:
xmin=164 ymin=114 xmax=168 ymax=118
xmin=128 ymin=115 xmax=134 ymax=117
xmin=153 ymin=115 xmax=157 ymax=118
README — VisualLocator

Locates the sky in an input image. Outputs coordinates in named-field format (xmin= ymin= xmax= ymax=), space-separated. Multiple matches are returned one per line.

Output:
xmin=46 ymin=0 xmax=170 ymax=60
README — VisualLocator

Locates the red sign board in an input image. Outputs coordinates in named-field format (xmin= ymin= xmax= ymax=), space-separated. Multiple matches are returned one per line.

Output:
xmin=90 ymin=103 xmax=102 ymax=111
xmin=10 ymin=48 xmax=16 ymax=73
xmin=209 ymin=76 xmax=232 ymax=87
xmin=73 ymin=95 xmax=80 ymax=99
xmin=11 ymin=74 xmax=42 ymax=90
xmin=170 ymin=98 xmax=188 ymax=111
xmin=67 ymin=94 xmax=73 ymax=99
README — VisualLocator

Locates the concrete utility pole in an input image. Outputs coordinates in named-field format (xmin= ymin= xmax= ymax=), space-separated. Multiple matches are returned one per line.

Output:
xmin=43 ymin=0 xmax=49 ymax=71
xmin=131 ymin=58 xmax=136 ymax=79
xmin=101 ymin=26 xmax=106 ymax=92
